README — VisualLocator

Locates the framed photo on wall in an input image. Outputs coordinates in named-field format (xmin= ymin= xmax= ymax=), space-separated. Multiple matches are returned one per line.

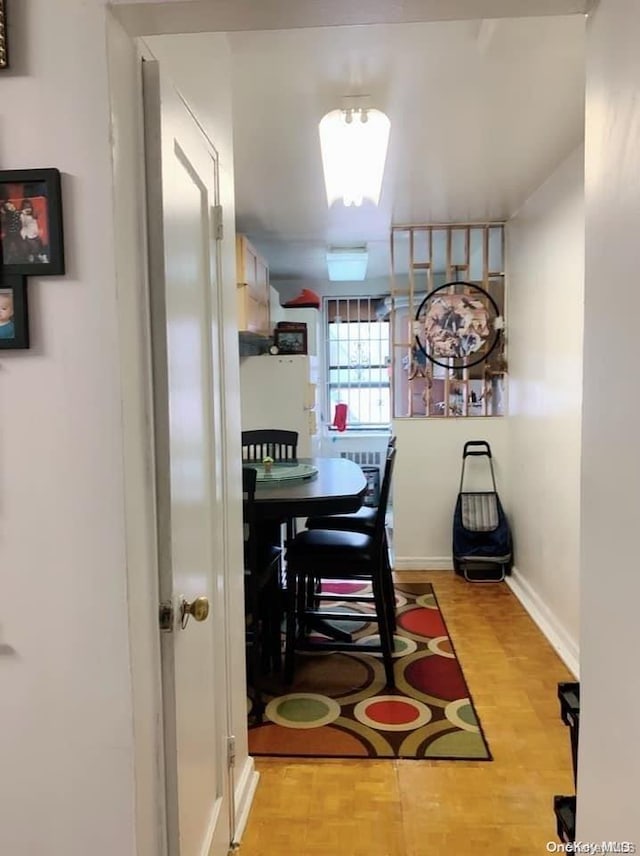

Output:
xmin=0 ymin=0 xmax=7 ymax=70
xmin=0 ymin=275 xmax=29 ymax=350
xmin=0 ymin=168 xmax=65 ymax=275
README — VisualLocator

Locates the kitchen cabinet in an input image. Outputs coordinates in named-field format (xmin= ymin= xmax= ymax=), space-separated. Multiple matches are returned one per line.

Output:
xmin=236 ymin=234 xmax=271 ymax=334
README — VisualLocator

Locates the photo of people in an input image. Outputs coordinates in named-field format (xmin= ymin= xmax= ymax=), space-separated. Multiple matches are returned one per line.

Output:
xmin=0 ymin=182 xmax=50 ymax=265
xmin=0 ymin=277 xmax=29 ymax=350
xmin=0 ymin=169 xmax=64 ymax=275
xmin=0 ymin=287 xmax=14 ymax=339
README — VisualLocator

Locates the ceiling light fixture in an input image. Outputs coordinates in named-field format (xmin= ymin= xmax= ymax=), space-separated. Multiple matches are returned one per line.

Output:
xmin=319 ymin=105 xmax=390 ymax=208
xmin=326 ymin=245 xmax=369 ymax=281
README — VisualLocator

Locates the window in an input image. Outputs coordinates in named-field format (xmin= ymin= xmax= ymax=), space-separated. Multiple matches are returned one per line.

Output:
xmin=324 ymin=297 xmax=391 ymax=430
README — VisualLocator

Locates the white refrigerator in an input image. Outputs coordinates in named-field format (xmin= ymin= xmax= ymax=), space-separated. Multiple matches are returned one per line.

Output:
xmin=239 ymin=354 xmax=320 ymax=456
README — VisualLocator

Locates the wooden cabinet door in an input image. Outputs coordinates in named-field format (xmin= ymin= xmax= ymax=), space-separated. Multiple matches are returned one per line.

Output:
xmin=236 ymin=234 xmax=270 ymax=333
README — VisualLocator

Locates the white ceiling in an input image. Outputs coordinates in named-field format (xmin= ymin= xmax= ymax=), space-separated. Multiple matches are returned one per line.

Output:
xmin=229 ymin=16 xmax=585 ymax=283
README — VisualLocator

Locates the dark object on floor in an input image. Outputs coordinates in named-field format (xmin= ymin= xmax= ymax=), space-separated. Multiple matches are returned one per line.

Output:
xmin=452 ymin=440 xmax=512 ymax=582
xmin=558 ymin=681 xmax=580 ymax=787
xmin=554 ymin=681 xmax=579 ymax=845
xmin=553 ymin=795 xmax=576 ymax=844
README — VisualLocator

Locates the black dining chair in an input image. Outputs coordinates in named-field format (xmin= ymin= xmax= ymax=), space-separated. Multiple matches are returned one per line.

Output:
xmin=241 ymin=429 xmax=299 ymax=463
xmin=242 ymin=429 xmax=300 ymax=544
xmin=243 ymin=466 xmax=283 ymax=720
xmin=304 ymin=436 xmax=397 ymax=631
xmin=283 ymin=446 xmax=397 ymax=688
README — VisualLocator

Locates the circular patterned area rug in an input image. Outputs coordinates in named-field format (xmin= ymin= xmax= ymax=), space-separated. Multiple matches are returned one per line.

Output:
xmin=248 ymin=582 xmax=492 ymax=760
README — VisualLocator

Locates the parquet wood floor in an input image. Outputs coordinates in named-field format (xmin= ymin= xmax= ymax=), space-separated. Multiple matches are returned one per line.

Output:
xmin=237 ymin=570 xmax=576 ymax=856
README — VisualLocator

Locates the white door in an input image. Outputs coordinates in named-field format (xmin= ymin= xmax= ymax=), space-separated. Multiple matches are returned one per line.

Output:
xmin=142 ymin=59 xmax=231 ymax=856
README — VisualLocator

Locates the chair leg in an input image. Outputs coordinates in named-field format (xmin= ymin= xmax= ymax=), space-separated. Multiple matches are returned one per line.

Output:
xmin=285 ymin=517 xmax=297 ymax=544
xmin=262 ymin=574 xmax=283 ymax=674
xmin=248 ymin=593 xmax=265 ymax=722
xmin=284 ymin=565 xmax=297 ymax=684
xmin=371 ymin=570 xmax=395 ymax=688
xmin=382 ymin=535 xmax=397 ymax=633
xmin=296 ymin=569 xmax=309 ymax=642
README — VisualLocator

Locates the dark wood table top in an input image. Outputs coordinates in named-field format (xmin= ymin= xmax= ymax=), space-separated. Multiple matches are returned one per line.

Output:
xmin=247 ymin=456 xmax=367 ymax=520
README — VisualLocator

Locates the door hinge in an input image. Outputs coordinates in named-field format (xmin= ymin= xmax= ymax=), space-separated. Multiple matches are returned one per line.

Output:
xmin=159 ymin=600 xmax=174 ymax=633
xmin=226 ymin=735 xmax=236 ymax=768
xmin=212 ymin=205 xmax=224 ymax=240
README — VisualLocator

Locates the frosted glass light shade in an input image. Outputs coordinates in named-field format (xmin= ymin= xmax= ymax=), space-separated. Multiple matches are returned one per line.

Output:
xmin=319 ymin=108 xmax=390 ymax=207
xmin=326 ymin=247 xmax=368 ymax=281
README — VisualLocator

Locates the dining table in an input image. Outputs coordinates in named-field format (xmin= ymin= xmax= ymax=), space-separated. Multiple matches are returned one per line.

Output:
xmin=249 ymin=456 xmax=367 ymax=524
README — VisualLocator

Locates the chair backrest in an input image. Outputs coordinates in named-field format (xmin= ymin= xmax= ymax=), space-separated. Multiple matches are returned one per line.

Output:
xmin=241 ymin=429 xmax=298 ymax=462
xmin=373 ymin=446 xmax=397 ymax=553
xmin=242 ymin=466 xmax=258 ymax=574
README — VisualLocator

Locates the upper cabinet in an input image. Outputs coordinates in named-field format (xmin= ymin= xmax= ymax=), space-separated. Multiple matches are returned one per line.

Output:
xmin=236 ymin=234 xmax=270 ymax=335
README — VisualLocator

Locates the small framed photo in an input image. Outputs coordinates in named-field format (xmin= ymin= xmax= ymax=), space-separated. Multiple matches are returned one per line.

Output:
xmin=0 ymin=275 xmax=29 ymax=350
xmin=0 ymin=168 xmax=65 ymax=275
xmin=0 ymin=0 xmax=8 ymax=70
xmin=274 ymin=327 xmax=308 ymax=355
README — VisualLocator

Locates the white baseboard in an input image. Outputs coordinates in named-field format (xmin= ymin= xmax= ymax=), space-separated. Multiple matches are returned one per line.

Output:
xmin=231 ymin=756 xmax=259 ymax=845
xmin=506 ymin=566 xmax=580 ymax=679
xmin=394 ymin=557 xmax=453 ymax=571
xmin=393 ymin=559 xmax=580 ymax=677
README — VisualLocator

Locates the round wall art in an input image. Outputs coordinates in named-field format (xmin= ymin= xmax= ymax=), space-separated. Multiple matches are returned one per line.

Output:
xmin=414 ymin=281 xmax=502 ymax=370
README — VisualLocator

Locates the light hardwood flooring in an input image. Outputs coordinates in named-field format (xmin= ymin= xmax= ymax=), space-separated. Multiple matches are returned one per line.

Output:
xmin=237 ymin=570 xmax=576 ymax=856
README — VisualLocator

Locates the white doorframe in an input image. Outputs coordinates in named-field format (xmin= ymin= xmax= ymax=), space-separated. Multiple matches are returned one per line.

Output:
xmin=106 ymin=15 xmax=255 ymax=856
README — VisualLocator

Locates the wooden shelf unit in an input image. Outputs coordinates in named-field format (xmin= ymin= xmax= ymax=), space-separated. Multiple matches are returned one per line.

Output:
xmin=390 ymin=222 xmax=506 ymax=419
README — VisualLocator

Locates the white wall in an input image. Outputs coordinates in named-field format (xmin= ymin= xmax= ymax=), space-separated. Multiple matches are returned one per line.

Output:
xmin=392 ymin=418 xmax=509 ymax=567
xmin=0 ymin=3 xmax=137 ymax=855
xmin=505 ymin=146 xmax=584 ymax=673
xmin=578 ymin=0 xmax=640 ymax=841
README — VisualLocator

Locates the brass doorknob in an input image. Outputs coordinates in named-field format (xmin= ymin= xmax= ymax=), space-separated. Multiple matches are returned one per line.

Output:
xmin=180 ymin=596 xmax=210 ymax=628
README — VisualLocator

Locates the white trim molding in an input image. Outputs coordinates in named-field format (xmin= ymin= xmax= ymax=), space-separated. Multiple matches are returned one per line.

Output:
xmin=506 ymin=567 xmax=580 ymax=679
xmin=395 ymin=557 xmax=453 ymax=571
xmin=112 ymin=1 xmax=596 ymax=38
xmin=232 ymin=757 xmax=259 ymax=845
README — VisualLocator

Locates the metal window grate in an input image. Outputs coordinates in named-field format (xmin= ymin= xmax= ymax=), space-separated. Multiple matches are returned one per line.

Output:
xmin=325 ymin=296 xmax=391 ymax=430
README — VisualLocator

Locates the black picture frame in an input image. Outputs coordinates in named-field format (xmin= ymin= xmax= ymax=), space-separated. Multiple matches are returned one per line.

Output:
xmin=0 ymin=274 xmax=29 ymax=350
xmin=274 ymin=327 xmax=308 ymax=355
xmin=0 ymin=168 xmax=65 ymax=275
xmin=0 ymin=0 xmax=7 ymax=71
